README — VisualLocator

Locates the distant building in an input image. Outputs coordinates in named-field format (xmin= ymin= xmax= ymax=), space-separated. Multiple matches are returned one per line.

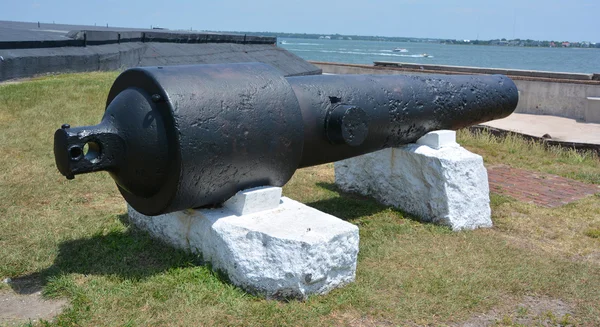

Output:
xmin=508 ymin=40 xmax=523 ymax=46
xmin=491 ymin=40 xmax=508 ymax=46
xmin=562 ymin=42 xmax=570 ymax=47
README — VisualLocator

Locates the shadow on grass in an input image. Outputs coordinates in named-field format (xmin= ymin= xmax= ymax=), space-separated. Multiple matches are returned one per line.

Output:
xmin=10 ymin=184 xmax=429 ymax=296
xmin=11 ymin=214 xmax=204 ymax=294
xmin=303 ymin=182 xmax=387 ymax=221
xmin=8 ymin=272 xmax=44 ymax=295
xmin=309 ymin=182 xmax=439 ymax=228
xmin=49 ymin=231 xmax=199 ymax=279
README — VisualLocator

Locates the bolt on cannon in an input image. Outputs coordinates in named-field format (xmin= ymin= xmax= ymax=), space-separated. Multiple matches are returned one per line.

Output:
xmin=54 ymin=63 xmax=518 ymax=215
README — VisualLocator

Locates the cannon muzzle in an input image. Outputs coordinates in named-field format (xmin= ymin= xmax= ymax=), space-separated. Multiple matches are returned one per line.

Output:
xmin=54 ymin=63 xmax=518 ymax=215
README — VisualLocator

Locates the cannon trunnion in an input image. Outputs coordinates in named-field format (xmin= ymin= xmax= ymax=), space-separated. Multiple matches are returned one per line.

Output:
xmin=54 ymin=63 xmax=518 ymax=215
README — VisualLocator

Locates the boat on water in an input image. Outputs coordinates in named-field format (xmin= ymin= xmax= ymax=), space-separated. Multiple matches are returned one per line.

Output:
xmin=422 ymin=53 xmax=430 ymax=57
xmin=392 ymin=48 xmax=408 ymax=52
xmin=280 ymin=40 xmax=288 ymax=45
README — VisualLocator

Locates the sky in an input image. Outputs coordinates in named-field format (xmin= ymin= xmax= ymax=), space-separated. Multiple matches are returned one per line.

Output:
xmin=1 ymin=0 xmax=599 ymax=42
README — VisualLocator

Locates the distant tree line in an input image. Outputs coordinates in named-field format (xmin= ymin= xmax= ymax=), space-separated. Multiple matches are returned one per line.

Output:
xmin=447 ymin=39 xmax=599 ymax=48
xmin=213 ymin=31 xmax=429 ymax=43
xmin=211 ymin=30 xmax=599 ymax=48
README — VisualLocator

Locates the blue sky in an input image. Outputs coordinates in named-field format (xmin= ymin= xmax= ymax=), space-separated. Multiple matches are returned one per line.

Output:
xmin=2 ymin=0 xmax=598 ymax=41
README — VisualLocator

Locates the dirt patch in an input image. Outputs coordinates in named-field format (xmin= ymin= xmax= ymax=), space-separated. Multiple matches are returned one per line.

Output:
xmin=457 ymin=296 xmax=574 ymax=326
xmin=0 ymin=276 xmax=67 ymax=325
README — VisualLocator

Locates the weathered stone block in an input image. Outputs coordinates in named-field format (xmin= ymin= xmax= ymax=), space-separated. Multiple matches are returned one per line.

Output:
xmin=335 ymin=144 xmax=491 ymax=231
xmin=128 ymin=190 xmax=359 ymax=300
xmin=416 ymin=130 xmax=458 ymax=149
xmin=223 ymin=186 xmax=282 ymax=215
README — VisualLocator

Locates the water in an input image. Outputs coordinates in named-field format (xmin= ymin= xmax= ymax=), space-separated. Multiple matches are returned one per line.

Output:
xmin=278 ymin=38 xmax=600 ymax=74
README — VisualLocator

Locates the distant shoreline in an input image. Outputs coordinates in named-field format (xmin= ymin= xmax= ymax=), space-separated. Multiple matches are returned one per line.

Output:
xmin=218 ymin=31 xmax=600 ymax=49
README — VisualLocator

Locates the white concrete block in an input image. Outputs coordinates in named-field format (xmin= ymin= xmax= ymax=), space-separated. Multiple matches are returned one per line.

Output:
xmin=416 ymin=130 xmax=458 ymax=149
xmin=335 ymin=144 xmax=491 ymax=231
xmin=586 ymin=97 xmax=600 ymax=124
xmin=128 ymin=195 xmax=359 ymax=300
xmin=223 ymin=186 xmax=282 ymax=216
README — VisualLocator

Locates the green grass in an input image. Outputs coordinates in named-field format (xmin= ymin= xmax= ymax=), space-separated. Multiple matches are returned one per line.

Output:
xmin=584 ymin=228 xmax=600 ymax=239
xmin=1 ymin=73 xmax=600 ymax=326
xmin=458 ymin=129 xmax=600 ymax=184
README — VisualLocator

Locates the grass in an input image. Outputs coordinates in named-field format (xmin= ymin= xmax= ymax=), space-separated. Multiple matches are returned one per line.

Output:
xmin=584 ymin=227 xmax=600 ymax=239
xmin=1 ymin=72 xmax=599 ymax=326
xmin=458 ymin=129 xmax=600 ymax=184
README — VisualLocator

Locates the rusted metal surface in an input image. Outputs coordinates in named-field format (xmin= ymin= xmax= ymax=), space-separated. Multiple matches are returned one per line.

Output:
xmin=54 ymin=62 xmax=519 ymax=215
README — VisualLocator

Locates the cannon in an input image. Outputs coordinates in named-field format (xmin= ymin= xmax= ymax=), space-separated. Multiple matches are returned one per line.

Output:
xmin=54 ymin=63 xmax=518 ymax=216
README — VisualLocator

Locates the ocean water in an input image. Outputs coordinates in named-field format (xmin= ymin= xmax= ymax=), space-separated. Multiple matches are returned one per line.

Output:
xmin=278 ymin=38 xmax=600 ymax=74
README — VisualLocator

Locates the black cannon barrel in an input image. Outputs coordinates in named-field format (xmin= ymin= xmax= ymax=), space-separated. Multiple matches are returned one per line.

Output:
xmin=54 ymin=62 xmax=518 ymax=215
xmin=288 ymin=73 xmax=519 ymax=167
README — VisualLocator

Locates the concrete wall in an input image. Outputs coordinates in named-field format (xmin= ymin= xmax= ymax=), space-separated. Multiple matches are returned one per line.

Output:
xmin=373 ymin=61 xmax=599 ymax=81
xmin=0 ymin=27 xmax=321 ymax=81
xmin=514 ymin=80 xmax=599 ymax=120
xmin=1 ymin=43 xmax=321 ymax=82
xmin=313 ymin=62 xmax=600 ymax=123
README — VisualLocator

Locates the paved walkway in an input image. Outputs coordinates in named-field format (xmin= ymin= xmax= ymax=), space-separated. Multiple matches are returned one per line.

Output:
xmin=482 ymin=113 xmax=600 ymax=207
xmin=487 ymin=165 xmax=600 ymax=207
xmin=482 ymin=113 xmax=600 ymax=145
